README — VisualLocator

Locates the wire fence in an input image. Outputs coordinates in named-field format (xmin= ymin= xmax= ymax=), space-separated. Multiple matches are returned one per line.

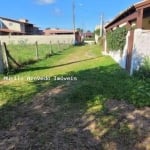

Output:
xmin=0 ymin=40 xmax=73 ymax=73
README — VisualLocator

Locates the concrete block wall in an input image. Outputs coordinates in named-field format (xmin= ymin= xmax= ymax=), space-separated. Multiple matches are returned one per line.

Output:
xmin=0 ymin=35 xmax=75 ymax=44
xmin=103 ymin=31 xmax=130 ymax=69
xmin=104 ymin=29 xmax=150 ymax=75
xmin=131 ymin=29 xmax=150 ymax=74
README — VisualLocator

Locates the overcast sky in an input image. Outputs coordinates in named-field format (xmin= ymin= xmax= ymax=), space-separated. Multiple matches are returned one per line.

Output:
xmin=0 ymin=0 xmax=140 ymax=31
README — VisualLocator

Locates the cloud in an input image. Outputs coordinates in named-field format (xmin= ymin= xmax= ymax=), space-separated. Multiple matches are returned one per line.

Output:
xmin=36 ymin=0 xmax=55 ymax=5
xmin=50 ymin=7 xmax=63 ymax=16
xmin=54 ymin=8 xmax=62 ymax=16
xmin=79 ymin=3 xmax=83 ymax=7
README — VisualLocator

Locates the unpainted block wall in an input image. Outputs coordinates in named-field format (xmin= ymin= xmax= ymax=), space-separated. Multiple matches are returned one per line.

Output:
xmin=131 ymin=29 xmax=150 ymax=74
xmin=0 ymin=35 xmax=75 ymax=44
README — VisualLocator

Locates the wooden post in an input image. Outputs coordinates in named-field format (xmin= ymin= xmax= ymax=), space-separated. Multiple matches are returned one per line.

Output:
xmin=3 ymin=42 xmax=9 ymax=72
xmin=126 ymin=30 xmax=134 ymax=73
xmin=0 ymin=41 xmax=4 ymax=73
xmin=63 ymin=41 xmax=66 ymax=50
xmin=4 ymin=42 xmax=21 ymax=67
xmin=68 ymin=39 xmax=70 ymax=48
xmin=137 ymin=8 xmax=143 ymax=28
xmin=57 ymin=40 xmax=61 ymax=51
xmin=35 ymin=41 xmax=39 ymax=60
xmin=126 ymin=21 xmax=131 ymax=30
xmin=49 ymin=41 xmax=53 ymax=55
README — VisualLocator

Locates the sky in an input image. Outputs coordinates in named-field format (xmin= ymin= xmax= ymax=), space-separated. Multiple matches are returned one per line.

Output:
xmin=0 ymin=0 xmax=141 ymax=31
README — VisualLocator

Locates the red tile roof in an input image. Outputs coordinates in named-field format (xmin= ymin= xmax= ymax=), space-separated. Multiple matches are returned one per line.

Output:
xmin=43 ymin=29 xmax=76 ymax=35
xmin=105 ymin=0 xmax=150 ymax=29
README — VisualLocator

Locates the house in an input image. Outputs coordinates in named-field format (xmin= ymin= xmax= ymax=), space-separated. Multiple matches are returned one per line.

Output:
xmin=43 ymin=28 xmax=81 ymax=44
xmin=84 ymin=31 xmax=93 ymax=39
xmin=104 ymin=0 xmax=150 ymax=74
xmin=0 ymin=17 xmax=40 ymax=35
xmin=33 ymin=26 xmax=43 ymax=35
xmin=43 ymin=28 xmax=75 ymax=35
xmin=105 ymin=0 xmax=150 ymax=31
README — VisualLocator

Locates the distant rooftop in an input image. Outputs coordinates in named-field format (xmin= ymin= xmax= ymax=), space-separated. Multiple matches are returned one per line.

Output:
xmin=43 ymin=28 xmax=77 ymax=35
xmin=0 ymin=16 xmax=33 ymax=25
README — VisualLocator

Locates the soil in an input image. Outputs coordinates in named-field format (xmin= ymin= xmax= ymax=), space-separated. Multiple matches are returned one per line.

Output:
xmin=0 ymin=84 xmax=149 ymax=150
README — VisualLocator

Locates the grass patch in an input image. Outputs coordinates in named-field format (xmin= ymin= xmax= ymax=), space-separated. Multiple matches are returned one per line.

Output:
xmin=7 ymin=43 xmax=71 ymax=66
xmin=0 ymin=44 xmax=149 ymax=130
xmin=1 ymin=44 xmax=149 ymax=107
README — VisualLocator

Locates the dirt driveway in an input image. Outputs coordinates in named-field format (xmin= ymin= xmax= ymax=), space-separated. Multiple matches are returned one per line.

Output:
xmin=0 ymin=82 xmax=149 ymax=150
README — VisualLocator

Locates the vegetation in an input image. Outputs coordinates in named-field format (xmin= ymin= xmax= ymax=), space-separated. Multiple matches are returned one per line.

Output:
xmin=94 ymin=28 xmax=103 ymax=36
xmin=134 ymin=56 xmax=150 ymax=80
xmin=0 ymin=44 xmax=149 ymax=149
xmin=106 ymin=27 xmax=127 ymax=51
xmin=0 ymin=44 xmax=149 ymax=108
xmin=133 ymin=56 xmax=150 ymax=100
xmin=97 ymin=36 xmax=105 ymax=47
xmin=6 ymin=43 xmax=70 ymax=67
xmin=76 ymin=28 xmax=83 ymax=33
xmin=94 ymin=28 xmax=100 ymax=36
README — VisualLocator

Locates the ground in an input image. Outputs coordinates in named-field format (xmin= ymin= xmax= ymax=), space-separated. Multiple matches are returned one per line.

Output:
xmin=0 ymin=85 xmax=149 ymax=150
xmin=0 ymin=44 xmax=150 ymax=150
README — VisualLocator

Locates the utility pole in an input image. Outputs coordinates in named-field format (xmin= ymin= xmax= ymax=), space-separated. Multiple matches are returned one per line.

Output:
xmin=72 ymin=0 xmax=76 ymax=34
xmin=100 ymin=14 xmax=103 ymax=37
xmin=0 ymin=19 xmax=3 ymax=29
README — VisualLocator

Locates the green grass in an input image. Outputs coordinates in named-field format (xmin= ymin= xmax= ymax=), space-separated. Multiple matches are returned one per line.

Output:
xmin=1 ymin=44 xmax=150 ymax=107
xmin=0 ymin=44 xmax=150 ymax=129
xmin=7 ymin=43 xmax=70 ymax=65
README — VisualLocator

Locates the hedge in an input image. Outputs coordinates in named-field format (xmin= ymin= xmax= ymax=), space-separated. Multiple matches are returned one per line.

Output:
xmin=106 ymin=27 xmax=127 ymax=52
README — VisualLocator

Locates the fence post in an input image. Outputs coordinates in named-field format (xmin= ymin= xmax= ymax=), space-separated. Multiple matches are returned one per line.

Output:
xmin=63 ymin=40 xmax=66 ymax=50
xmin=3 ymin=42 xmax=9 ymax=72
xmin=0 ymin=41 xmax=4 ymax=73
xmin=68 ymin=39 xmax=71 ymax=48
xmin=49 ymin=41 xmax=53 ymax=55
xmin=57 ymin=40 xmax=61 ymax=51
xmin=35 ymin=41 xmax=39 ymax=60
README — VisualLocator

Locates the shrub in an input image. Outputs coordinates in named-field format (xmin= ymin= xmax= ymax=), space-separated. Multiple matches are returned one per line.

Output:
xmin=106 ymin=27 xmax=127 ymax=52
xmin=134 ymin=56 xmax=150 ymax=79
xmin=94 ymin=28 xmax=100 ymax=36
xmin=98 ymin=37 xmax=105 ymax=49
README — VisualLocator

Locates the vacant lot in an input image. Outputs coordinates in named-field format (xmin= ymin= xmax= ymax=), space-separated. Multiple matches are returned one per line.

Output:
xmin=0 ymin=44 xmax=149 ymax=150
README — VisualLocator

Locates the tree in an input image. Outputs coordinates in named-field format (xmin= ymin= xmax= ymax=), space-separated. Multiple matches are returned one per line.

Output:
xmin=45 ymin=27 xmax=51 ymax=30
xmin=94 ymin=28 xmax=100 ymax=36
xmin=76 ymin=28 xmax=83 ymax=33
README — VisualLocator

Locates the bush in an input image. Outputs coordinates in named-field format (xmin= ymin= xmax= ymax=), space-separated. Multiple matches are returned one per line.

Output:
xmin=97 ymin=37 xmax=105 ymax=49
xmin=106 ymin=27 xmax=127 ymax=51
xmin=94 ymin=28 xmax=100 ymax=36
xmin=134 ymin=56 xmax=150 ymax=79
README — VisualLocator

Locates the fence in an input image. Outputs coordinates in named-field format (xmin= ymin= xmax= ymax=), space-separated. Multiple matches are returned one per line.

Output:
xmin=104 ymin=29 xmax=150 ymax=74
xmin=0 ymin=40 xmax=73 ymax=73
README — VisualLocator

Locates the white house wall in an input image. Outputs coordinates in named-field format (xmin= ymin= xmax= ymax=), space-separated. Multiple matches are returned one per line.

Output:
xmin=104 ymin=29 xmax=150 ymax=75
xmin=2 ymin=20 xmax=22 ymax=32
xmin=130 ymin=29 xmax=150 ymax=74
